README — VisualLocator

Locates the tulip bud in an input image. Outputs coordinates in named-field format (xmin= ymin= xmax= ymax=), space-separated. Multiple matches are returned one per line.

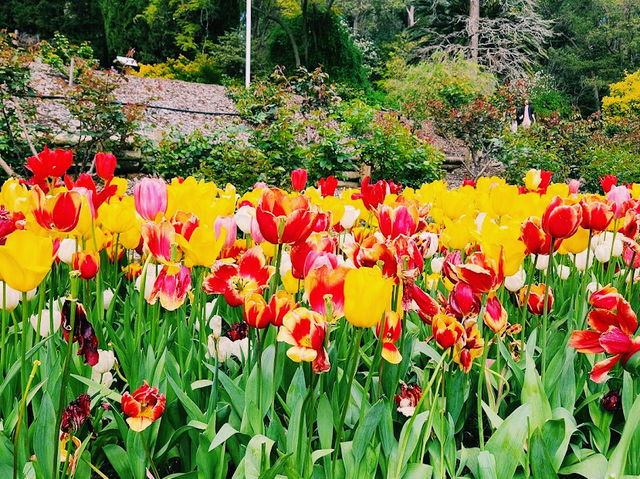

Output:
xmin=432 ymin=312 xmax=464 ymax=349
xmin=504 ymin=268 xmax=526 ymax=292
xmin=93 ymin=349 xmax=116 ymax=374
xmin=601 ymin=390 xmax=622 ymax=412
xmin=339 ymin=205 xmax=360 ymax=230
xmin=103 ymin=289 xmax=114 ymax=309
xmin=290 ymin=169 xmax=308 ymax=192
xmin=541 ymin=196 xmax=582 ymax=239
xmin=0 ymin=281 xmax=21 ymax=310
xmin=431 ymin=256 xmax=445 ymax=274
xmin=133 ymin=178 xmax=168 ymax=221
xmin=57 ymin=238 xmax=77 ymax=264
xmin=556 ymin=264 xmax=571 ymax=280
xmin=567 ymin=179 xmax=580 ymax=194
xmin=72 ymin=251 xmax=100 ymax=280
xmin=95 ymin=152 xmax=117 ymax=181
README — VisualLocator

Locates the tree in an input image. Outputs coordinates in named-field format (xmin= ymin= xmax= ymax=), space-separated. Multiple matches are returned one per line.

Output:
xmin=410 ymin=0 xmax=553 ymax=79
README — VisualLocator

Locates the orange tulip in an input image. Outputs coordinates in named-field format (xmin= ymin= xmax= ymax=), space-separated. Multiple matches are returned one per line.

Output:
xmin=518 ymin=283 xmax=553 ymax=315
xmin=121 ymin=381 xmax=166 ymax=432
xmin=483 ymin=293 xmax=508 ymax=333
xmin=72 ymin=251 xmax=100 ymax=280
xmin=580 ymin=195 xmax=613 ymax=232
xmin=376 ymin=311 xmax=402 ymax=364
xmin=277 ymin=307 xmax=330 ymax=373
xmin=432 ymin=312 xmax=464 ymax=349
xmin=31 ymin=186 xmax=82 ymax=232
xmin=256 ymin=188 xmax=317 ymax=244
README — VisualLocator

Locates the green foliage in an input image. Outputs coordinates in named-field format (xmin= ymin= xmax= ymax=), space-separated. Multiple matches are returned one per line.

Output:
xmin=150 ymin=126 xmax=270 ymax=191
xmin=268 ymin=10 xmax=369 ymax=88
xmin=137 ymin=54 xmax=224 ymax=84
xmin=382 ymin=55 xmax=497 ymax=120
xmin=528 ymin=73 xmax=573 ymax=119
xmin=497 ymin=115 xmax=640 ymax=192
xmin=39 ymin=32 xmax=97 ymax=75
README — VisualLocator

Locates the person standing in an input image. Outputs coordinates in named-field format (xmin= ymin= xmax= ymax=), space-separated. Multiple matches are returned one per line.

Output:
xmin=518 ymin=99 xmax=536 ymax=129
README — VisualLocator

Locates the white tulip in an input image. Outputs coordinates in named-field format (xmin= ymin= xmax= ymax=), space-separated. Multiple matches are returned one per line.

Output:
xmin=135 ymin=264 xmax=161 ymax=300
xmin=279 ymin=251 xmax=293 ymax=278
xmin=416 ymin=232 xmax=439 ymax=258
xmin=103 ymin=289 xmax=114 ymax=310
xmin=30 ymin=302 xmax=62 ymax=336
xmin=93 ymin=349 xmax=116 ymax=374
xmin=57 ymin=238 xmax=77 ymax=264
xmin=594 ymin=244 xmax=612 ymax=263
xmin=26 ymin=288 xmax=37 ymax=301
xmin=571 ymin=249 xmax=593 ymax=272
xmin=504 ymin=268 xmax=526 ymax=292
xmin=430 ymin=256 xmax=445 ymax=274
xmin=556 ymin=264 xmax=571 ymax=280
xmin=0 ymin=281 xmax=21 ymax=311
xmin=234 ymin=205 xmax=255 ymax=234
xmin=339 ymin=205 xmax=360 ymax=230
xmin=533 ymin=254 xmax=549 ymax=271
xmin=586 ymin=281 xmax=601 ymax=295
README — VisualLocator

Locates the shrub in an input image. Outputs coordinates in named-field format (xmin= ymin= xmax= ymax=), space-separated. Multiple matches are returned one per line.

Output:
xmin=137 ymin=54 xmax=223 ymax=84
xmin=602 ymin=68 xmax=640 ymax=120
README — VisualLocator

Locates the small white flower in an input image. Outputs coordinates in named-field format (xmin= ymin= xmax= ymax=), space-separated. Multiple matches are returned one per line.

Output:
xmin=102 ymin=289 xmax=114 ymax=310
xmin=533 ymin=254 xmax=549 ymax=271
xmin=30 ymin=302 xmax=62 ymax=336
xmin=57 ymin=238 xmax=77 ymax=264
xmin=396 ymin=398 xmax=415 ymax=417
xmin=556 ymin=264 xmax=571 ymax=280
xmin=339 ymin=205 xmax=360 ymax=230
xmin=504 ymin=268 xmax=526 ymax=292
xmin=93 ymin=349 xmax=116 ymax=374
xmin=135 ymin=264 xmax=161 ymax=300
xmin=586 ymin=281 xmax=601 ymax=295
xmin=431 ymin=256 xmax=445 ymax=274
xmin=0 ymin=281 xmax=21 ymax=311
xmin=571 ymin=249 xmax=593 ymax=272
xmin=234 ymin=205 xmax=255 ymax=234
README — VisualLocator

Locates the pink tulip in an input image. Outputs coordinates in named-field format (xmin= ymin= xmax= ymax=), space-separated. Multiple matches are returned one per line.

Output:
xmin=567 ymin=179 xmax=580 ymax=194
xmin=134 ymin=178 xmax=168 ymax=221
xmin=214 ymin=216 xmax=237 ymax=249
xmin=607 ymin=185 xmax=631 ymax=219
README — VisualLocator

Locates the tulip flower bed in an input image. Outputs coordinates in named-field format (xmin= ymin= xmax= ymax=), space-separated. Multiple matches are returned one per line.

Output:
xmin=3 ymin=150 xmax=640 ymax=479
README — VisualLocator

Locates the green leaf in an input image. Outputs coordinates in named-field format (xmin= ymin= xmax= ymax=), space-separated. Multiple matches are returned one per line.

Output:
xmin=486 ymin=404 xmax=531 ymax=479
xmin=32 ymin=392 xmax=55 ymax=479
xmin=606 ymin=393 xmax=640 ymax=478
xmin=311 ymin=449 xmax=333 ymax=464
xmin=403 ymin=463 xmax=433 ymax=479
xmin=530 ymin=428 xmax=558 ymax=479
xmin=317 ymin=394 xmax=333 ymax=450
xmin=168 ymin=375 xmax=206 ymax=423
xmin=477 ymin=451 xmax=497 ymax=479
xmin=71 ymin=374 xmax=122 ymax=401
xmin=521 ymin=350 xmax=551 ymax=430
xmin=209 ymin=423 xmax=240 ymax=451
xmin=103 ymin=444 xmax=133 ymax=478
xmin=232 ymin=434 xmax=274 ymax=479
xmin=559 ymin=453 xmax=607 ymax=478
xmin=352 ymin=400 xmax=384 ymax=463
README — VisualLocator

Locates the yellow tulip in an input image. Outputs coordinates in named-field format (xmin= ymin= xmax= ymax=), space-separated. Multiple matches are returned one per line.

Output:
xmin=178 ymin=225 xmax=225 ymax=268
xmin=111 ymin=177 xmax=128 ymax=197
xmin=343 ymin=267 xmax=393 ymax=328
xmin=0 ymin=179 xmax=31 ymax=214
xmin=559 ymin=227 xmax=591 ymax=255
xmin=99 ymin=196 xmax=138 ymax=234
xmin=0 ymin=230 xmax=53 ymax=292
xmin=120 ymin=227 xmax=142 ymax=250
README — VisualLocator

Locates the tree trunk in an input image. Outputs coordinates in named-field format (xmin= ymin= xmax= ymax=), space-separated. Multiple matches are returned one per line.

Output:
xmin=469 ymin=0 xmax=480 ymax=62
xmin=265 ymin=13 xmax=301 ymax=68
xmin=406 ymin=6 xmax=415 ymax=27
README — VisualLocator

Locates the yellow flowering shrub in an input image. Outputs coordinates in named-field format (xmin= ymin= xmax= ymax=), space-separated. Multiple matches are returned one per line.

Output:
xmin=602 ymin=69 xmax=640 ymax=119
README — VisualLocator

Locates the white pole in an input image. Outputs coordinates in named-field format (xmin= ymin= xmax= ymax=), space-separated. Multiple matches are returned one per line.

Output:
xmin=245 ymin=0 xmax=251 ymax=89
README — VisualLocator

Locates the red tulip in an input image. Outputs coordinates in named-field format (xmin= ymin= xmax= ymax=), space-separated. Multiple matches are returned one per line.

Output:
xmin=462 ymin=178 xmax=476 ymax=187
xmin=483 ymin=294 xmax=508 ymax=333
xmin=317 ymin=176 xmax=338 ymax=197
xmin=432 ymin=312 xmax=464 ymax=349
xmin=407 ymin=284 xmax=440 ymax=324
xmin=290 ymin=169 xmax=308 ymax=191
xmin=448 ymin=282 xmax=480 ymax=318
xmin=455 ymin=251 xmax=503 ymax=294
xmin=520 ymin=217 xmax=561 ymax=255
xmin=121 ymin=381 xmax=166 ymax=432
xmin=203 ymin=246 xmax=274 ymax=307
xmin=376 ymin=311 xmax=402 ymax=364
xmin=304 ymin=264 xmax=349 ymax=320
xmin=95 ymin=152 xmax=117 ymax=181
xmin=31 ymin=187 xmax=82 ymax=233
xmin=141 ymin=221 xmax=175 ymax=264
xmin=376 ymin=202 xmax=420 ymax=239
xmin=25 ymin=146 xmax=73 ymax=180
xmin=170 ymin=211 xmax=199 ymax=241
xmin=244 ymin=291 xmax=297 ymax=328
xmin=580 ymin=195 xmax=613 ymax=232
xmin=518 ymin=283 xmax=553 ymax=315
xmin=72 ymin=251 xmax=100 ymax=280
xmin=290 ymin=232 xmax=336 ymax=279
xmin=60 ymin=394 xmax=91 ymax=434
xmin=65 ymin=173 xmax=118 ymax=213
xmin=256 ymin=188 xmax=317 ymax=244
xmin=0 ymin=207 xmax=25 ymax=245
xmin=277 ymin=307 xmax=330 ymax=373
xmin=600 ymin=175 xmax=617 ymax=194
xmin=134 ymin=178 xmax=168 ymax=221
xmin=541 ymin=196 xmax=582 ymax=239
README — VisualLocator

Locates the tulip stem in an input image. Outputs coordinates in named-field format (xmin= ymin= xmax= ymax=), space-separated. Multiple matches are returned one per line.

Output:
xmin=477 ymin=336 xmax=489 ymax=449
xmin=331 ymin=327 xmax=363 ymax=477
xmin=13 ymin=360 xmax=41 ymax=479
xmin=270 ymin=243 xmax=284 ymax=299
xmin=1 ymin=282 xmax=7 ymax=377
xmin=20 ymin=292 xmax=29 ymax=392
xmin=519 ymin=255 xmax=538 ymax=355
xmin=256 ymin=328 xmax=263 ymax=435
xmin=140 ymin=431 xmax=161 ymax=479
xmin=53 ymin=280 xmax=79 ymax=479
xmin=577 ymin=231 xmax=593 ymax=328
xmin=541 ymin=238 xmax=555 ymax=381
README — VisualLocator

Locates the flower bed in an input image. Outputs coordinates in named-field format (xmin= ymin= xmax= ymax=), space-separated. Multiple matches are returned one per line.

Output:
xmin=1 ymin=150 xmax=640 ymax=478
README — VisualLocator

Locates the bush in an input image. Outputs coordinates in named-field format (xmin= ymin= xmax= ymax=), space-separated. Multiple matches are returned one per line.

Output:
xmin=602 ymin=68 xmax=640 ymax=120
xmin=382 ymin=54 xmax=497 ymax=120
xmin=137 ymin=54 xmax=223 ymax=84
xmin=149 ymin=126 xmax=269 ymax=191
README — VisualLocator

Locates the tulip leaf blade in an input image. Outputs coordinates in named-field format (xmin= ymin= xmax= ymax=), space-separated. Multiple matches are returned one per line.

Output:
xmin=32 ymin=392 xmax=55 ymax=479
xmin=606 ymin=393 xmax=640 ymax=478
xmin=209 ymin=423 xmax=240 ymax=451
xmin=168 ymin=375 xmax=206 ymax=423
xmin=476 ymin=451 xmax=497 ymax=479
xmin=352 ymin=399 xmax=384 ymax=463
xmin=530 ymin=427 xmax=559 ymax=479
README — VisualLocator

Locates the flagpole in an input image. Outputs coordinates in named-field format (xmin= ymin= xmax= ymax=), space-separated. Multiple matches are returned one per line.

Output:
xmin=245 ymin=0 xmax=251 ymax=89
